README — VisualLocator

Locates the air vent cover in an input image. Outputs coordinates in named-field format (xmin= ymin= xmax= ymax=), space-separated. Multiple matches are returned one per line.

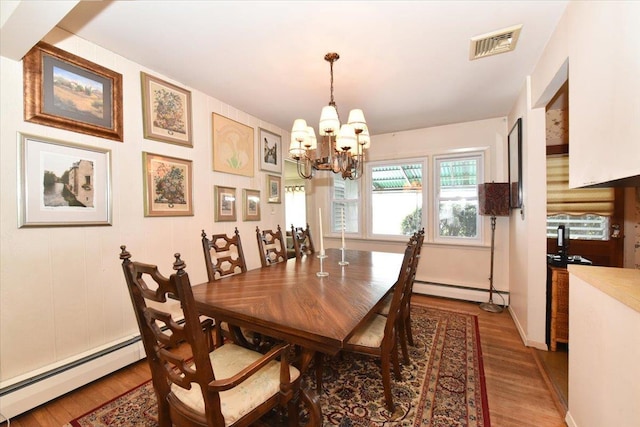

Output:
xmin=469 ymin=24 xmax=523 ymax=60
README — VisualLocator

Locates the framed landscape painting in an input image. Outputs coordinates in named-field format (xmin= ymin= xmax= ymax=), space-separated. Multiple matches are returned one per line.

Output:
xmin=141 ymin=72 xmax=193 ymax=147
xmin=215 ymin=186 xmax=237 ymax=222
xmin=23 ymin=42 xmax=123 ymax=141
xmin=243 ymin=189 xmax=261 ymax=221
xmin=18 ymin=133 xmax=112 ymax=227
xmin=143 ymin=152 xmax=193 ymax=217
xmin=212 ymin=113 xmax=254 ymax=177
xmin=259 ymin=128 xmax=282 ymax=173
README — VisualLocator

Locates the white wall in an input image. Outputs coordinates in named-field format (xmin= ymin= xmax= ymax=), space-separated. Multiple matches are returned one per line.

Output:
xmin=311 ymin=117 xmax=511 ymax=301
xmin=0 ymin=28 xmax=286 ymax=385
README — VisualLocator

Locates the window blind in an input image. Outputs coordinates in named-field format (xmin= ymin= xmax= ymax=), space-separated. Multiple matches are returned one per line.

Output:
xmin=546 ymin=155 xmax=615 ymax=216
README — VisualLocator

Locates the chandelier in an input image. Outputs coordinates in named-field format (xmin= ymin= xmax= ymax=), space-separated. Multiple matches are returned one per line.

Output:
xmin=289 ymin=52 xmax=370 ymax=180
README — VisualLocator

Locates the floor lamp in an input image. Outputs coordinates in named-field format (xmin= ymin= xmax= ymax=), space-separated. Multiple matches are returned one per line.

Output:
xmin=478 ymin=183 xmax=511 ymax=313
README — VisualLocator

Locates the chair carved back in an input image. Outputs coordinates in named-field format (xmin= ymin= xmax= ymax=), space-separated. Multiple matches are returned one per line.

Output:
xmin=119 ymin=246 xmax=301 ymax=427
xmin=201 ymin=227 xmax=247 ymax=281
xmin=290 ymin=224 xmax=315 ymax=260
xmin=256 ymin=225 xmax=287 ymax=267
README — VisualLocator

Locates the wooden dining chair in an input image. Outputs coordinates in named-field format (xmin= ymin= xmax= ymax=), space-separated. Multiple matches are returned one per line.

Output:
xmin=201 ymin=228 xmax=259 ymax=349
xmin=290 ymin=223 xmax=315 ymax=260
xmin=256 ymin=225 xmax=288 ymax=267
xmin=119 ymin=246 xmax=301 ymax=427
xmin=321 ymin=241 xmax=417 ymax=413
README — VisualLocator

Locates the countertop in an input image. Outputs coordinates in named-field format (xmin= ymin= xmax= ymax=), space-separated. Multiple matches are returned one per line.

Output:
xmin=568 ymin=265 xmax=640 ymax=313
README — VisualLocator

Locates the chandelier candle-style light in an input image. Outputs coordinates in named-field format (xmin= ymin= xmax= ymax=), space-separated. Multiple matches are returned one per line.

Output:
xmin=289 ymin=52 xmax=370 ymax=180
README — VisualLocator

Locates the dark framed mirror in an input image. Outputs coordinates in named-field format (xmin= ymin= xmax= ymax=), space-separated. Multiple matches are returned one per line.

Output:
xmin=508 ymin=117 xmax=523 ymax=209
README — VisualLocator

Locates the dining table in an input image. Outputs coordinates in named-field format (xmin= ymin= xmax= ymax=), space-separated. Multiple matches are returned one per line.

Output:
xmin=191 ymin=247 xmax=404 ymax=421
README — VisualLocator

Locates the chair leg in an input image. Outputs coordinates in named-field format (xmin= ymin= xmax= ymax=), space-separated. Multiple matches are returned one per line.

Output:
xmin=380 ymin=352 xmax=395 ymax=413
xmin=397 ymin=319 xmax=410 ymax=364
xmin=405 ymin=311 xmax=415 ymax=346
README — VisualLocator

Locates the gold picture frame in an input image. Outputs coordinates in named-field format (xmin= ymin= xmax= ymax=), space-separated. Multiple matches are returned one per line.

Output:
xmin=23 ymin=41 xmax=123 ymax=141
xmin=143 ymin=152 xmax=193 ymax=217
xmin=242 ymin=189 xmax=261 ymax=221
xmin=267 ymin=174 xmax=281 ymax=204
xmin=212 ymin=113 xmax=254 ymax=177
xmin=215 ymin=186 xmax=237 ymax=222
xmin=141 ymin=72 xmax=193 ymax=147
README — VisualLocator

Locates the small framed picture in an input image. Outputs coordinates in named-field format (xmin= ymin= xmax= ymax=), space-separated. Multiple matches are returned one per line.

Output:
xmin=141 ymin=72 xmax=193 ymax=147
xmin=18 ymin=133 xmax=112 ymax=227
xmin=215 ymin=186 xmax=237 ymax=222
xmin=143 ymin=152 xmax=193 ymax=217
xmin=242 ymin=189 xmax=261 ymax=221
xmin=267 ymin=174 xmax=281 ymax=204
xmin=259 ymin=128 xmax=282 ymax=174
xmin=23 ymin=42 xmax=123 ymax=141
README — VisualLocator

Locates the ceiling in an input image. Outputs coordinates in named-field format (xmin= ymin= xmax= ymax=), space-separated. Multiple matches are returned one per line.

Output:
xmin=57 ymin=1 xmax=568 ymax=136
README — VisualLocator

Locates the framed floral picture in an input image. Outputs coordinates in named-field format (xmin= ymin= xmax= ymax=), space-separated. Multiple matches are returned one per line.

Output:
xmin=212 ymin=113 xmax=254 ymax=177
xmin=141 ymin=72 xmax=193 ymax=147
xmin=215 ymin=186 xmax=237 ymax=222
xmin=267 ymin=174 xmax=281 ymax=204
xmin=18 ymin=133 xmax=112 ymax=227
xmin=259 ymin=128 xmax=282 ymax=173
xmin=143 ymin=152 xmax=193 ymax=217
xmin=23 ymin=42 xmax=123 ymax=141
xmin=242 ymin=189 xmax=261 ymax=221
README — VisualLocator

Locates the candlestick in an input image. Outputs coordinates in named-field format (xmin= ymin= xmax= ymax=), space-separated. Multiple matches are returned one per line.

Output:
xmin=318 ymin=207 xmax=325 ymax=256
xmin=341 ymin=207 xmax=345 ymax=249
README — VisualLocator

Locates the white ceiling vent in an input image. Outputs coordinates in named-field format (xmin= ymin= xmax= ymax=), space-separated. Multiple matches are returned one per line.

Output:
xmin=469 ymin=24 xmax=523 ymax=60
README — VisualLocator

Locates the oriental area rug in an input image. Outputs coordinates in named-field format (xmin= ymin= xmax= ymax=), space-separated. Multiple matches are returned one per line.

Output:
xmin=66 ymin=305 xmax=490 ymax=426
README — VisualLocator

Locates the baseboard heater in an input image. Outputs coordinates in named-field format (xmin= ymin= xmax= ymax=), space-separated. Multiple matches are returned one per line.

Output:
xmin=0 ymin=335 xmax=146 ymax=420
xmin=413 ymin=279 xmax=510 ymax=306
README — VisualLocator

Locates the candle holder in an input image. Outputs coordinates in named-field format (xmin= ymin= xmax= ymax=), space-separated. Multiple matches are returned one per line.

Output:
xmin=338 ymin=247 xmax=349 ymax=266
xmin=316 ymin=253 xmax=329 ymax=277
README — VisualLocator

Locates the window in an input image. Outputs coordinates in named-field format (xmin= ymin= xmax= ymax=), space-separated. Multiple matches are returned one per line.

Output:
xmin=546 ymin=154 xmax=614 ymax=240
xmin=331 ymin=176 xmax=359 ymax=233
xmin=435 ymin=154 xmax=482 ymax=240
xmin=368 ymin=160 xmax=425 ymax=238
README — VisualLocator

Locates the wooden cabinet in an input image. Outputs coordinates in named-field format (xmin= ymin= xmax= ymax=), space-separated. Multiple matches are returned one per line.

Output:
xmin=550 ymin=266 xmax=569 ymax=351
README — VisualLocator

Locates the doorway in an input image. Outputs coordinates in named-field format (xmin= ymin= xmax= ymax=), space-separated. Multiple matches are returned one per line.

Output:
xmin=284 ymin=159 xmax=307 ymax=229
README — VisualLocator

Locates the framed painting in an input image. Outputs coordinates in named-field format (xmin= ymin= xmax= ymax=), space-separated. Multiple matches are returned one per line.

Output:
xmin=215 ymin=186 xmax=237 ymax=222
xmin=242 ymin=189 xmax=261 ymax=221
xmin=267 ymin=174 xmax=281 ymax=204
xmin=18 ymin=133 xmax=112 ymax=227
xmin=212 ymin=113 xmax=254 ymax=177
xmin=141 ymin=72 xmax=193 ymax=147
xmin=508 ymin=117 xmax=523 ymax=209
xmin=259 ymin=128 xmax=282 ymax=173
xmin=143 ymin=152 xmax=193 ymax=217
xmin=23 ymin=41 xmax=123 ymax=141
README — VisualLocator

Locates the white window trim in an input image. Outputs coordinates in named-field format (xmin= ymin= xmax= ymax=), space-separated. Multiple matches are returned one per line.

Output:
xmin=330 ymin=175 xmax=362 ymax=236
xmin=433 ymin=152 xmax=484 ymax=245
xmin=365 ymin=157 xmax=428 ymax=241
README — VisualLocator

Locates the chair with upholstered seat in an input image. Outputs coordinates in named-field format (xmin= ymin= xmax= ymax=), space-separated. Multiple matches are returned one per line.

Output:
xmin=256 ymin=225 xmax=288 ymax=267
xmin=290 ymin=224 xmax=315 ymax=260
xmin=119 ymin=246 xmax=302 ymax=427
xmin=320 ymin=241 xmax=417 ymax=413
xmin=202 ymin=228 xmax=259 ymax=349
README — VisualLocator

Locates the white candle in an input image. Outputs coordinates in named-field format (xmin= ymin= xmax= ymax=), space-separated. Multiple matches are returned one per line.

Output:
xmin=341 ymin=208 xmax=345 ymax=249
xmin=318 ymin=207 xmax=325 ymax=255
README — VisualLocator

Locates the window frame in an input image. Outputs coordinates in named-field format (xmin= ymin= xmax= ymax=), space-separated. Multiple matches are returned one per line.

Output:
xmin=433 ymin=152 xmax=484 ymax=244
xmin=365 ymin=157 xmax=428 ymax=241
xmin=330 ymin=175 xmax=361 ymax=235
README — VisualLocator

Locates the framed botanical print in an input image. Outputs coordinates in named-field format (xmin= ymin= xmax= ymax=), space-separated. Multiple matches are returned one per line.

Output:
xmin=212 ymin=113 xmax=254 ymax=177
xmin=141 ymin=72 xmax=193 ymax=147
xmin=267 ymin=174 xmax=281 ymax=204
xmin=18 ymin=133 xmax=112 ymax=227
xmin=143 ymin=152 xmax=193 ymax=217
xmin=242 ymin=189 xmax=261 ymax=221
xmin=23 ymin=42 xmax=123 ymax=141
xmin=259 ymin=128 xmax=282 ymax=173
xmin=215 ymin=186 xmax=237 ymax=222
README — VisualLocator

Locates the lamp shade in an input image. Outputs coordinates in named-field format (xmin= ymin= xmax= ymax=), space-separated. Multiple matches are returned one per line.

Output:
xmin=319 ymin=105 xmax=340 ymax=135
xmin=336 ymin=124 xmax=356 ymax=151
xmin=347 ymin=109 xmax=367 ymax=132
xmin=478 ymin=183 xmax=510 ymax=216
xmin=305 ymin=126 xmax=317 ymax=150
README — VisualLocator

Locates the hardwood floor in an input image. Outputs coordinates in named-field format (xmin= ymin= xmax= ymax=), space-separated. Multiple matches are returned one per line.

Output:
xmin=3 ymin=295 xmax=567 ymax=427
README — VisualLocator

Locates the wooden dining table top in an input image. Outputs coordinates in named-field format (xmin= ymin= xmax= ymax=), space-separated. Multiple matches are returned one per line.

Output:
xmin=191 ymin=248 xmax=404 ymax=356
